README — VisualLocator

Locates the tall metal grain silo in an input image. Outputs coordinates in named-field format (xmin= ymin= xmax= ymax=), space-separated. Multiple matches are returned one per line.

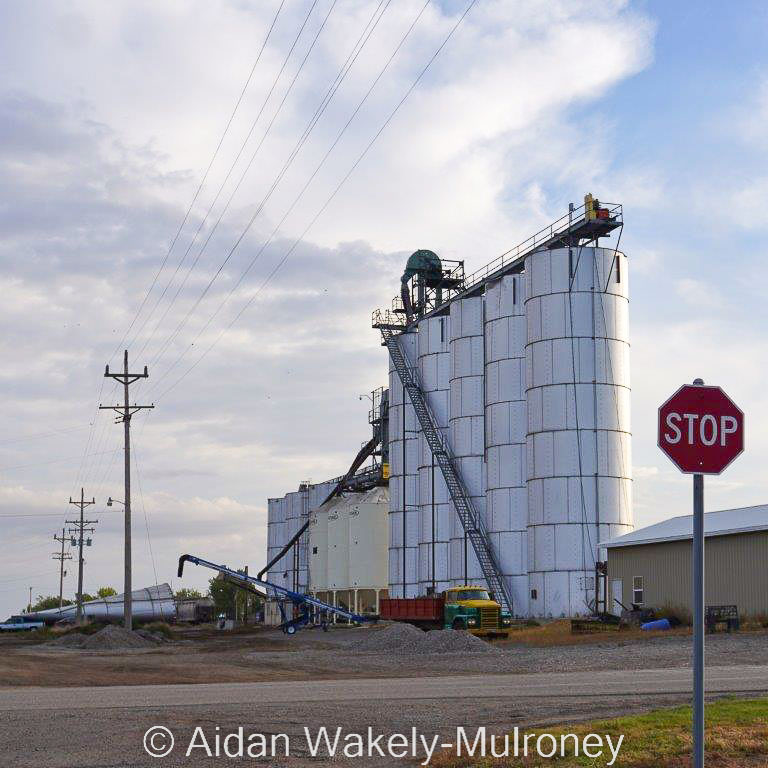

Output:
xmin=387 ymin=329 xmax=420 ymax=597
xmin=296 ymin=484 xmax=310 ymax=593
xmin=266 ymin=497 xmax=280 ymax=588
xmin=484 ymin=273 xmax=528 ymax=615
xmin=416 ymin=313 xmax=452 ymax=594
xmin=525 ymin=245 xmax=632 ymax=617
xmin=448 ymin=296 xmax=485 ymax=586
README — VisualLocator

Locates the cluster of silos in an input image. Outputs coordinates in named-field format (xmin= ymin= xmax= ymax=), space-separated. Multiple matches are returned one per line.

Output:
xmin=309 ymin=486 xmax=389 ymax=615
xmin=386 ymin=245 xmax=633 ymax=617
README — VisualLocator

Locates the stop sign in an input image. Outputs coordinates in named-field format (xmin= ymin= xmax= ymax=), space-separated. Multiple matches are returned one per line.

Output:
xmin=658 ymin=384 xmax=744 ymax=474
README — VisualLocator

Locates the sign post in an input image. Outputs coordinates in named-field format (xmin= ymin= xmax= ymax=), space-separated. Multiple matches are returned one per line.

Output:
xmin=658 ymin=379 xmax=744 ymax=768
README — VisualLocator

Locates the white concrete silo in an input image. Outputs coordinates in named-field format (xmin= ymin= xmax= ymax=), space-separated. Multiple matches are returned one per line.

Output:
xmin=448 ymin=296 xmax=485 ymax=586
xmin=416 ymin=313 xmax=452 ymax=594
xmin=327 ymin=493 xmax=351 ymax=609
xmin=388 ymin=329 xmax=420 ymax=597
xmin=525 ymin=246 xmax=632 ymax=617
xmin=484 ymin=273 xmax=528 ymax=616
xmin=348 ymin=486 xmax=389 ymax=613
xmin=308 ymin=480 xmax=335 ymax=601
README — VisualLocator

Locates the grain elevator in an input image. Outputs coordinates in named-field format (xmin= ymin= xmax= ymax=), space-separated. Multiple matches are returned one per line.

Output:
xmin=265 ymin=196 xmax=633 ymax=620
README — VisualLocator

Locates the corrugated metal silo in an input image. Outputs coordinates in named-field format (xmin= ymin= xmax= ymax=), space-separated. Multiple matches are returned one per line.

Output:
xmin=525 ymin=246 xmax=632 ymax=617
xmin=484 ymin=273 xmax=528 ymax=615
xmin=448 ymin=296 xmax=485 ymax=586
xmin=416 ymin=313 xmax=452 ymax=594
xmin=387 ymin=329 xmax=420 ymax=597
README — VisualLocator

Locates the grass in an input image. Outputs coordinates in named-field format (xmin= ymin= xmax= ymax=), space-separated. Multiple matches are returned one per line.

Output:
xmin=494 ymin=619 xmax=689 ymax=648
xmin=138 ymin=621 xmax=175 ymax=639
xmin=431 ymin=698 xmax=768 ymax=767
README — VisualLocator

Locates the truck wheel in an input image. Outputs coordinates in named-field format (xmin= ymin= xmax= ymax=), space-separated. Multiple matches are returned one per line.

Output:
xmin=452 ymin=618 xmax=466 ymax=631
xmin=285 ymin=624 xmax=297 ymax=635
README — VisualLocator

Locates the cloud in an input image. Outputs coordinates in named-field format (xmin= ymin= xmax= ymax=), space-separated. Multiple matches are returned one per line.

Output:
xmin=0 ymin=1 xmax=658 ymax=616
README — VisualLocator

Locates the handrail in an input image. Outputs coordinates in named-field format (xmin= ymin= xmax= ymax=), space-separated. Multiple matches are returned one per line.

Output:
xmin=461 ymin=201 xmax=622 ymax=294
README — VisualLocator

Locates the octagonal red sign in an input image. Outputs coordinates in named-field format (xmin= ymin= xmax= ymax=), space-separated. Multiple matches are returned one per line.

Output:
xmin=658 ymin=384 xmax=744 ymax=474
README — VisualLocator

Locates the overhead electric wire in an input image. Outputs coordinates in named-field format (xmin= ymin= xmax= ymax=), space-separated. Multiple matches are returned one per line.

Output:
xmin=144 ymin=0 xmax=390 ymax=381
xmin=114 ymin=0 xmax=287 ymax=360
xmin=144 ymin=0 xmax=423 ymax=396
xmin=150 ymin=0 xmax=478 ymax=402
xmin=134 ymin=0 xmax=323 ymax=364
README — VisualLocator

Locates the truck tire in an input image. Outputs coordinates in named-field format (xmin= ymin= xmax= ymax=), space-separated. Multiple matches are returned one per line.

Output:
xmin=452 ymin=618 xmax=466 ymax=631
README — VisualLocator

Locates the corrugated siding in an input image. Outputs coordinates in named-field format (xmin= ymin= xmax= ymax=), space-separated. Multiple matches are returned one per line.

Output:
xmin=608 ymin=531 xmax=768 ymax=617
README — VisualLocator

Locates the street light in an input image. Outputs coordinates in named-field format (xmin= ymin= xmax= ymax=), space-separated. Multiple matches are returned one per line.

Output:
xmin=106 ymin=497 xmax=125 ymax=507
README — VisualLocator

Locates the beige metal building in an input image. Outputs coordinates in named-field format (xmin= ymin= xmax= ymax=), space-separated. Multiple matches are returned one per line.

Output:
xmin=603 ymin=505 xmax=768 ymax=618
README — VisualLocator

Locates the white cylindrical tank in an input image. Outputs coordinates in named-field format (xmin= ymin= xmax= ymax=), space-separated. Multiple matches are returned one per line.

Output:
xmin=448 ymin=296 xmax=485 ymax=587
xmin=296 ymin=486 xmax=310 ymax=593
xmin=485 ymin=273 xmax=528 ymax=616
xmin=266 ymin=497 xmax=280 ymax=588
xmin=416 ymin=313 xmax=451 ymax=594
xmin=309 ymin=495 xmax=335 ymax=594
xmin=327 ymin=494 xmax=351 ymax=592
xmin=388 ymin=329 xmax=420 ymax=597
xmin=525 ymin=246 xmax=633 ymax=617
xmin=348 ymin=486 xmax=389 ymax=590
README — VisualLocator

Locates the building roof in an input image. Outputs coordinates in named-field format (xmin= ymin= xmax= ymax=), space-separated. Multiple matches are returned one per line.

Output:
xmin=601 ymin=504 xmax=768 ymax=549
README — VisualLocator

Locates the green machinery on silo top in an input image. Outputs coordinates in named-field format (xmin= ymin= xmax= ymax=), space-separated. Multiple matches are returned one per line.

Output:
xmin=399 ymin=249 xmax=464 ymax=323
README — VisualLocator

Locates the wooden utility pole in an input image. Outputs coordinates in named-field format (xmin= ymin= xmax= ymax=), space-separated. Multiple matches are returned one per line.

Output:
xmin=100 ymin=350 xmax=153 ymax=631
xmin=52 ymin=528 xmax=73 ymax=609
xmin=66 ymin=488 xmax=97 ymax=624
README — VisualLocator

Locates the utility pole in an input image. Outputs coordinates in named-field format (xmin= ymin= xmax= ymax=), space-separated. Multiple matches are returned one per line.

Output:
xmin=28 ymin=586 xmax=32 ymax=613
xmin=52 ymin=528 xmax=73 ymax=609
xmin=100 ymin=349 xmax=153 ymax=631
xmin=66 ymin=488 xmax=97 ymax=624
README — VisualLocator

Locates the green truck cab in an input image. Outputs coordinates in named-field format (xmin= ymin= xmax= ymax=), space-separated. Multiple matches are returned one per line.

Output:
xmin=442 ymin=586 xmax=513 ymax=637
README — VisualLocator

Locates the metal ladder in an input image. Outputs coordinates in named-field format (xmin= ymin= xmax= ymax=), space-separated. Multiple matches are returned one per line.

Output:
xmin=380 ymin=326 xmax=513 ymax=614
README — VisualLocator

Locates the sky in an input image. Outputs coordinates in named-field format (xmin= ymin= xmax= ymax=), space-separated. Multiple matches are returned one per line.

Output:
xmin=1 ymin=0 xmax=766 ymax=617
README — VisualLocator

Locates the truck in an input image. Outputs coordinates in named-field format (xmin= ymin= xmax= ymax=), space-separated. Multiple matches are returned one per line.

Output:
xmin=0 ymin=615 xmax=45 ymax=632
xmin=380 ymin=586 xmax=513 ymax=637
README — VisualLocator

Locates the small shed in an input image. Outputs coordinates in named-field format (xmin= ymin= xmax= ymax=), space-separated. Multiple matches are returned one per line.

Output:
xmin=601 ymin=504 xmax=768 ymax=618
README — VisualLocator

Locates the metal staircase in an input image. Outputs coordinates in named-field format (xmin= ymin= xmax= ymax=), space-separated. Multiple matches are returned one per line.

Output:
xmin=377 ymin=321 xmax=513 ymax=614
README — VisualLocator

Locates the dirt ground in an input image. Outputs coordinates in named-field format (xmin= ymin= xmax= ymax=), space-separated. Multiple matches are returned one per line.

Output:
xmin=0 ymin=621 xmax=765 ymax=687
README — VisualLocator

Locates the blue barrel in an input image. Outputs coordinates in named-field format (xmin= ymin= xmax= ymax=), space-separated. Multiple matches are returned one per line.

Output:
xmin=641 ymin=618 xmax=671 ymax=631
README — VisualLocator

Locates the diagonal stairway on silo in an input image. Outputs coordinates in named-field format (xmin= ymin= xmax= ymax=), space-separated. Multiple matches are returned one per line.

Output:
xmin=375 ymin=315 xmax=514 ymax=615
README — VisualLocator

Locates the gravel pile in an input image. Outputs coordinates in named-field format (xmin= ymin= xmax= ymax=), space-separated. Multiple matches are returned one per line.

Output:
xmin=49 ymin=625 xmax=160 ymax=650
xmin=353 ymin=623 xmax=498 ymax=655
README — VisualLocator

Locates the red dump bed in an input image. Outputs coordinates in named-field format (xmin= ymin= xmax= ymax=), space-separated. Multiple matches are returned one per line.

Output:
xmin=379 ymin=596 xmax=444 ymax=621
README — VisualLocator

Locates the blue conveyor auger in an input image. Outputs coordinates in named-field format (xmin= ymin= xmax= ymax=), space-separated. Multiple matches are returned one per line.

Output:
xmin=178 ymin=554 xmax=375 ymax=635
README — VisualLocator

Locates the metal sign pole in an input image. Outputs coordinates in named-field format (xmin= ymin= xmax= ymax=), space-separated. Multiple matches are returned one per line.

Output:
xmin=693 ymin=471 xmax=705 ymax=768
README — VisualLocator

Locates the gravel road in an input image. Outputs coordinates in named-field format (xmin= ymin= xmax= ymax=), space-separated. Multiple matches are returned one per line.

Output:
xmin=1 ymin=666 xmax=767 ymax=767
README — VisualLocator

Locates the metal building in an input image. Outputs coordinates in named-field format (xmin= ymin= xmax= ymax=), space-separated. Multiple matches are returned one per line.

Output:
xmin=602 ymin=505 xmax=768 ymax=618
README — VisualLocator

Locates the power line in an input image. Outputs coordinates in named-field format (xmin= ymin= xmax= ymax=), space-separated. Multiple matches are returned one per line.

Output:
xmin=0 ymin=448 xmax=121 ymax=473
xmin=152 ymin=0 xmax=476 ymax=402
xmin=146 ymin=0 xmax=424 ymax=397
xmin=66 ymin=488 xmax=98 ymax=623
xmin=113 ymin=0 xmax=288 ymax=361
xmin=0 ymin=424 xmax=91 ymax=447
xmin=137 ymin=0 xmax=327 ymax=368
xmin=144 ymin=0 xmax=389 ymax=380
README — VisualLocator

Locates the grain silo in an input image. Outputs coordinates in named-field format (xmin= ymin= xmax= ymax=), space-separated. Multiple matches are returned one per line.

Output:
xmin=448 ymin=296 xmax=485 ymax=586
xmin=373 ymin=196 xmax=633 ymax=617
xmin=484 ymin=273 xmax=529 ymax=614
xmin=387 ymin=328 xmax=420 ymax=598
xmin=524 ymin=245 xmax=632 ymax=616
xmin=416 ymin=312 xmax=451 ymax=594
